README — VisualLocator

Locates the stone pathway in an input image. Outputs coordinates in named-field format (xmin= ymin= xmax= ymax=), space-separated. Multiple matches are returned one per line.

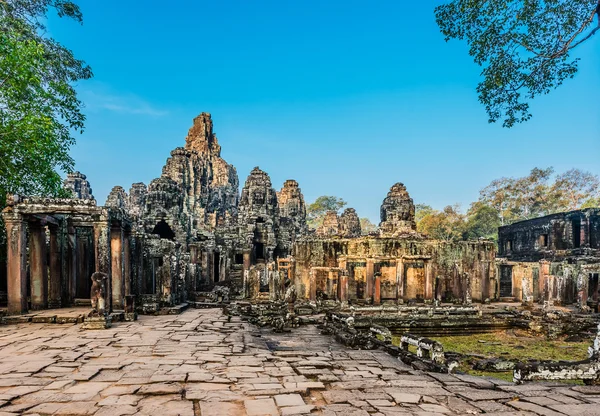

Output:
xmin=0 ymin=309 xmax=597 ymax=415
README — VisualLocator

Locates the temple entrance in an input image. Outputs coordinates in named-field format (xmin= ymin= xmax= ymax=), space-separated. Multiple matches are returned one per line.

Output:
xmin=144 ymin=257 xmax=160 ymax=294
xmin=253 ymin=242 xmax=265 ymax=262
xmin=259 ymin=267 xmax=269 ymax=293
xmin=589 ymin=273 xmax=599 ymax=302
xmin=572 ymin=218 xmax=581 ymax=248
xmin=75 ymin=228 xmax=95 ymax=299
xmin=405 ymin=262 xmax=425 ymax=300
xmin=213 ymin=252 xmax=220 ymax=282
xmin=499 ymin=265 xmax=513 ymax=297
xmin=152 ymin=220 xmax=175 ymax=240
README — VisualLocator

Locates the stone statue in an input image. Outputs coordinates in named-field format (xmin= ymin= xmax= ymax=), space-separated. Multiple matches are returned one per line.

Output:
xmin=90 ymin=272 xmax=108 ymax=316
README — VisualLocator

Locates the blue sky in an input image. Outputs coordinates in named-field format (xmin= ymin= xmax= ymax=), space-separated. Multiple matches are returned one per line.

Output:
xmin=49 ymin=1 xmax=600 ymax=223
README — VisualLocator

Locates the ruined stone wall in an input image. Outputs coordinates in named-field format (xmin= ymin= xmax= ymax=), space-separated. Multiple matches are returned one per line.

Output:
xmin=498 ymin=208 xmax=600 ymax=260
xmin=496 ymin=260 xmax=600 ymax=305
xmin=293 ymin=237 xmax=496 ymax=303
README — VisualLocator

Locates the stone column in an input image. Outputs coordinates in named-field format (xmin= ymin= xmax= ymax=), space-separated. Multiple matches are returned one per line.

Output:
xmin=111 ymin=226 xmax=124 ymax=310
xmin=309 ymin=268 xmax=316 ymax=302
xmin=425 ymin=261 xmax=433 ymax=301
xmin=366 ymin=258 xmax=374 ymax=302
xmin=4 ymin=217 xmax=27 ymax=314
xmin=328 ymin=271 xmax=335 ymax=298
xmin=201 ymin=250 xmax=209 ymax=286
xmin=94 ymin=221 xmax=111 ymax=311
xmin=373 ymin=273 xmax=381 ymax=305
xmin=397 ymin=258 xmax=404 ymax=301
xmin=123 ymin=232 xmax=131 ymax=296
xmin=48 ymin=225 xmax=61 ymax=308
xmin=339 ymin=271 xmax=348 ymax=303
xmin=29 ymin=221 xmax=48 ymax=310
xmin=582 ymin=216 xmax=590 ymax=248
xmin=64 ymin=225 xmax=77 ymax=306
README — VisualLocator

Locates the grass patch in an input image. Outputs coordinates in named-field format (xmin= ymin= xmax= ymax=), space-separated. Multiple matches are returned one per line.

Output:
xmin=391 ymin=329 xmax=593 ymax=382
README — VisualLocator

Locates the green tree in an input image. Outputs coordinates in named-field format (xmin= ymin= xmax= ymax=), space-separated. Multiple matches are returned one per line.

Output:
xmin=552 ymin=168 xmax=600 ymax=210
xmin=479 ymin=167 xmax=557 ymax=224
xmin=415 ymin=204 xmax=435 ymax=227
xmin=477 ymin=167 xmax=600 ymax=229
xmin=0 ymin=0 xmax=92 ymax=198
xmin=306 ymin=196 xmax=347 ymax=229
xmin=359 ymin=217 xmax=378 ymax=235
xmin=0 ymin=0 xmax=91 ymax=263
xmin=417 ymin=205 xmax=467 ymax=242
xmin=436 ymin=0 xmax=600 ymax=127
xmin=464 ymin=202 xmax=501 ymax=242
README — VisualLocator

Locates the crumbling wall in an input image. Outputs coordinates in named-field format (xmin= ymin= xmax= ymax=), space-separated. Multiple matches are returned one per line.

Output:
xmin=293 ymin=237 xmax=495 ymax=303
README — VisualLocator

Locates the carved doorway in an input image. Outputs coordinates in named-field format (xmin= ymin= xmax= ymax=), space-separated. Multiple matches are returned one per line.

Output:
xmin=499 ymin=265 xmax=513 ymax=297
xmin=404 ymin=262 xmax=425 ymax=300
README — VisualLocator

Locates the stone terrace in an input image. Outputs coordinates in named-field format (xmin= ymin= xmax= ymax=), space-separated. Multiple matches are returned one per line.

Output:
xmin=0 ymin=310 xmax=598 ymax=415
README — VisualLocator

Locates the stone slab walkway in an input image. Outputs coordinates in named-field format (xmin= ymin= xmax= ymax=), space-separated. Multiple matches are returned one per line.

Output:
xmin=0 ymin=309 xmax=597 ymax=415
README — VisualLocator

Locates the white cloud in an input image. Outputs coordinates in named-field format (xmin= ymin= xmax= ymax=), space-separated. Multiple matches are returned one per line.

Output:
xmin=79 ymin=84 xmax=169 ymax=117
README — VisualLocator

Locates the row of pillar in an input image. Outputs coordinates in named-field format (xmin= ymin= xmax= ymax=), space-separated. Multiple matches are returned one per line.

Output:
xmin=3 ymin=215 xmax=131 ymax=315
xmin=309 ymin=258 xmax=436 ymax=304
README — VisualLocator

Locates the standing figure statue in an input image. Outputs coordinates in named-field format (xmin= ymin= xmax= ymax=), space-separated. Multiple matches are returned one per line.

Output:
xmin=284 ymin=278 xmax=297 ymax=327
xmin=90 ymin=272 xmax=108 ymax=316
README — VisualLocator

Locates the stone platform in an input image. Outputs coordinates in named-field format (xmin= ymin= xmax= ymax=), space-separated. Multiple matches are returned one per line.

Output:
xmin=0 ymin=309 xmax=596 ymax=415
xmin=0 ymin=308 xmax=127 ymax=326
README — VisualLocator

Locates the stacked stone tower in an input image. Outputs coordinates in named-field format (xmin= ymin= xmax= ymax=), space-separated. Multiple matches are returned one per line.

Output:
xmin=379 ymin=182 xmax=417 ymax=237
xmin=63 ymin=172 xmax=94 ymax=200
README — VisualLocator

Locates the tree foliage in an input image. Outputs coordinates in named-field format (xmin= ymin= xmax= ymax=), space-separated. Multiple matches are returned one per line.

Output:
xmin=436 ymin=0 xmax=600 ymax=127
xmin=0 ymin=0 xmax=92 ymax=198
xmin=415 ymin=167 xmax=599 ymax=243
xmin=306 ymin=196 xmax=347 ymax=229
xmin=417 ymin=204 xmax=467 ymax=242
xmin=359 ymin=217 xmax=378 ymax=235
xmin=478 ymin=167 xmax=599 ymax=225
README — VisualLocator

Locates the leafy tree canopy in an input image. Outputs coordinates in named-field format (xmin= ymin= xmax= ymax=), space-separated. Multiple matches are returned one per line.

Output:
xmin=436 ymin=0 xmax=600 ymax=127
xmin=414 ymin=167 xmax=599 ymax=243
xmin=478 ymin=167 xmax=599 ymax=225
xmin=417 ymin=204 xmax=467 ymax=242
xmin=306 ymin=196 xmax=347 ymax=229
xmin=0 ymin=0 xmax=92 ymax=198
xmin=359 ymin=217 xmax=378 ymax=235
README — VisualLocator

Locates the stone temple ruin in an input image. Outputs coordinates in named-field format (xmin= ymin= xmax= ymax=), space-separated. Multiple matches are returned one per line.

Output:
xmin=0 ymin=113 xmax=501 ymax=314
xmin=1 ymin=113 xmax=600 ymax=386
xmin=497 ymin=208 xmax=600 ymax=308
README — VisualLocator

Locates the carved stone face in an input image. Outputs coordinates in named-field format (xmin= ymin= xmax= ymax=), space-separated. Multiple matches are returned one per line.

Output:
xmin=252 ymin=190 xmax=265 ymax=206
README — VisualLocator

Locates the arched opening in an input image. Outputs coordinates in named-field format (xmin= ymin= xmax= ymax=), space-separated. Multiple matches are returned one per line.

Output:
xmin=152 ymin=220 xmax=175 ymax=240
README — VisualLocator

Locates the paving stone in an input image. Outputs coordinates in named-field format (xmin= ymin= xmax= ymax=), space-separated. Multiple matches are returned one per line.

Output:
xmin=53 ymin=401 xmax=98 ymax=415
xmin=507 ymin=400 xmax=566 ymax=416
xmin=24 ymin=402 xmax=64 ymax=414
xmin=138 ymin=383 xmax=183 ymax=395
xmin=418 ymin=403 xmax=452 ymax=414
xmin=244 ymin=398 xmax=279 ymax=416
xmin=281 ymin=405 xmax=316 ymax=415
xmin=571 ymin=386 xmax=600 ymax=395
xmin=455 ymin=388 xmax=515 ymax=401
xmin=200 ymin=401 xmax=247 ymax=416
xmin=0 ymin=309 xmax=579 ymax=416
xmin=386 ymin=391 xmax=421 ymax=404
xmin=274 ymin=393 xmax=305 ymax=406
xmin=94 ymin=405 xmax=138 ymax=416
xmin=550 ymin=403 xmax=600 ymax=415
